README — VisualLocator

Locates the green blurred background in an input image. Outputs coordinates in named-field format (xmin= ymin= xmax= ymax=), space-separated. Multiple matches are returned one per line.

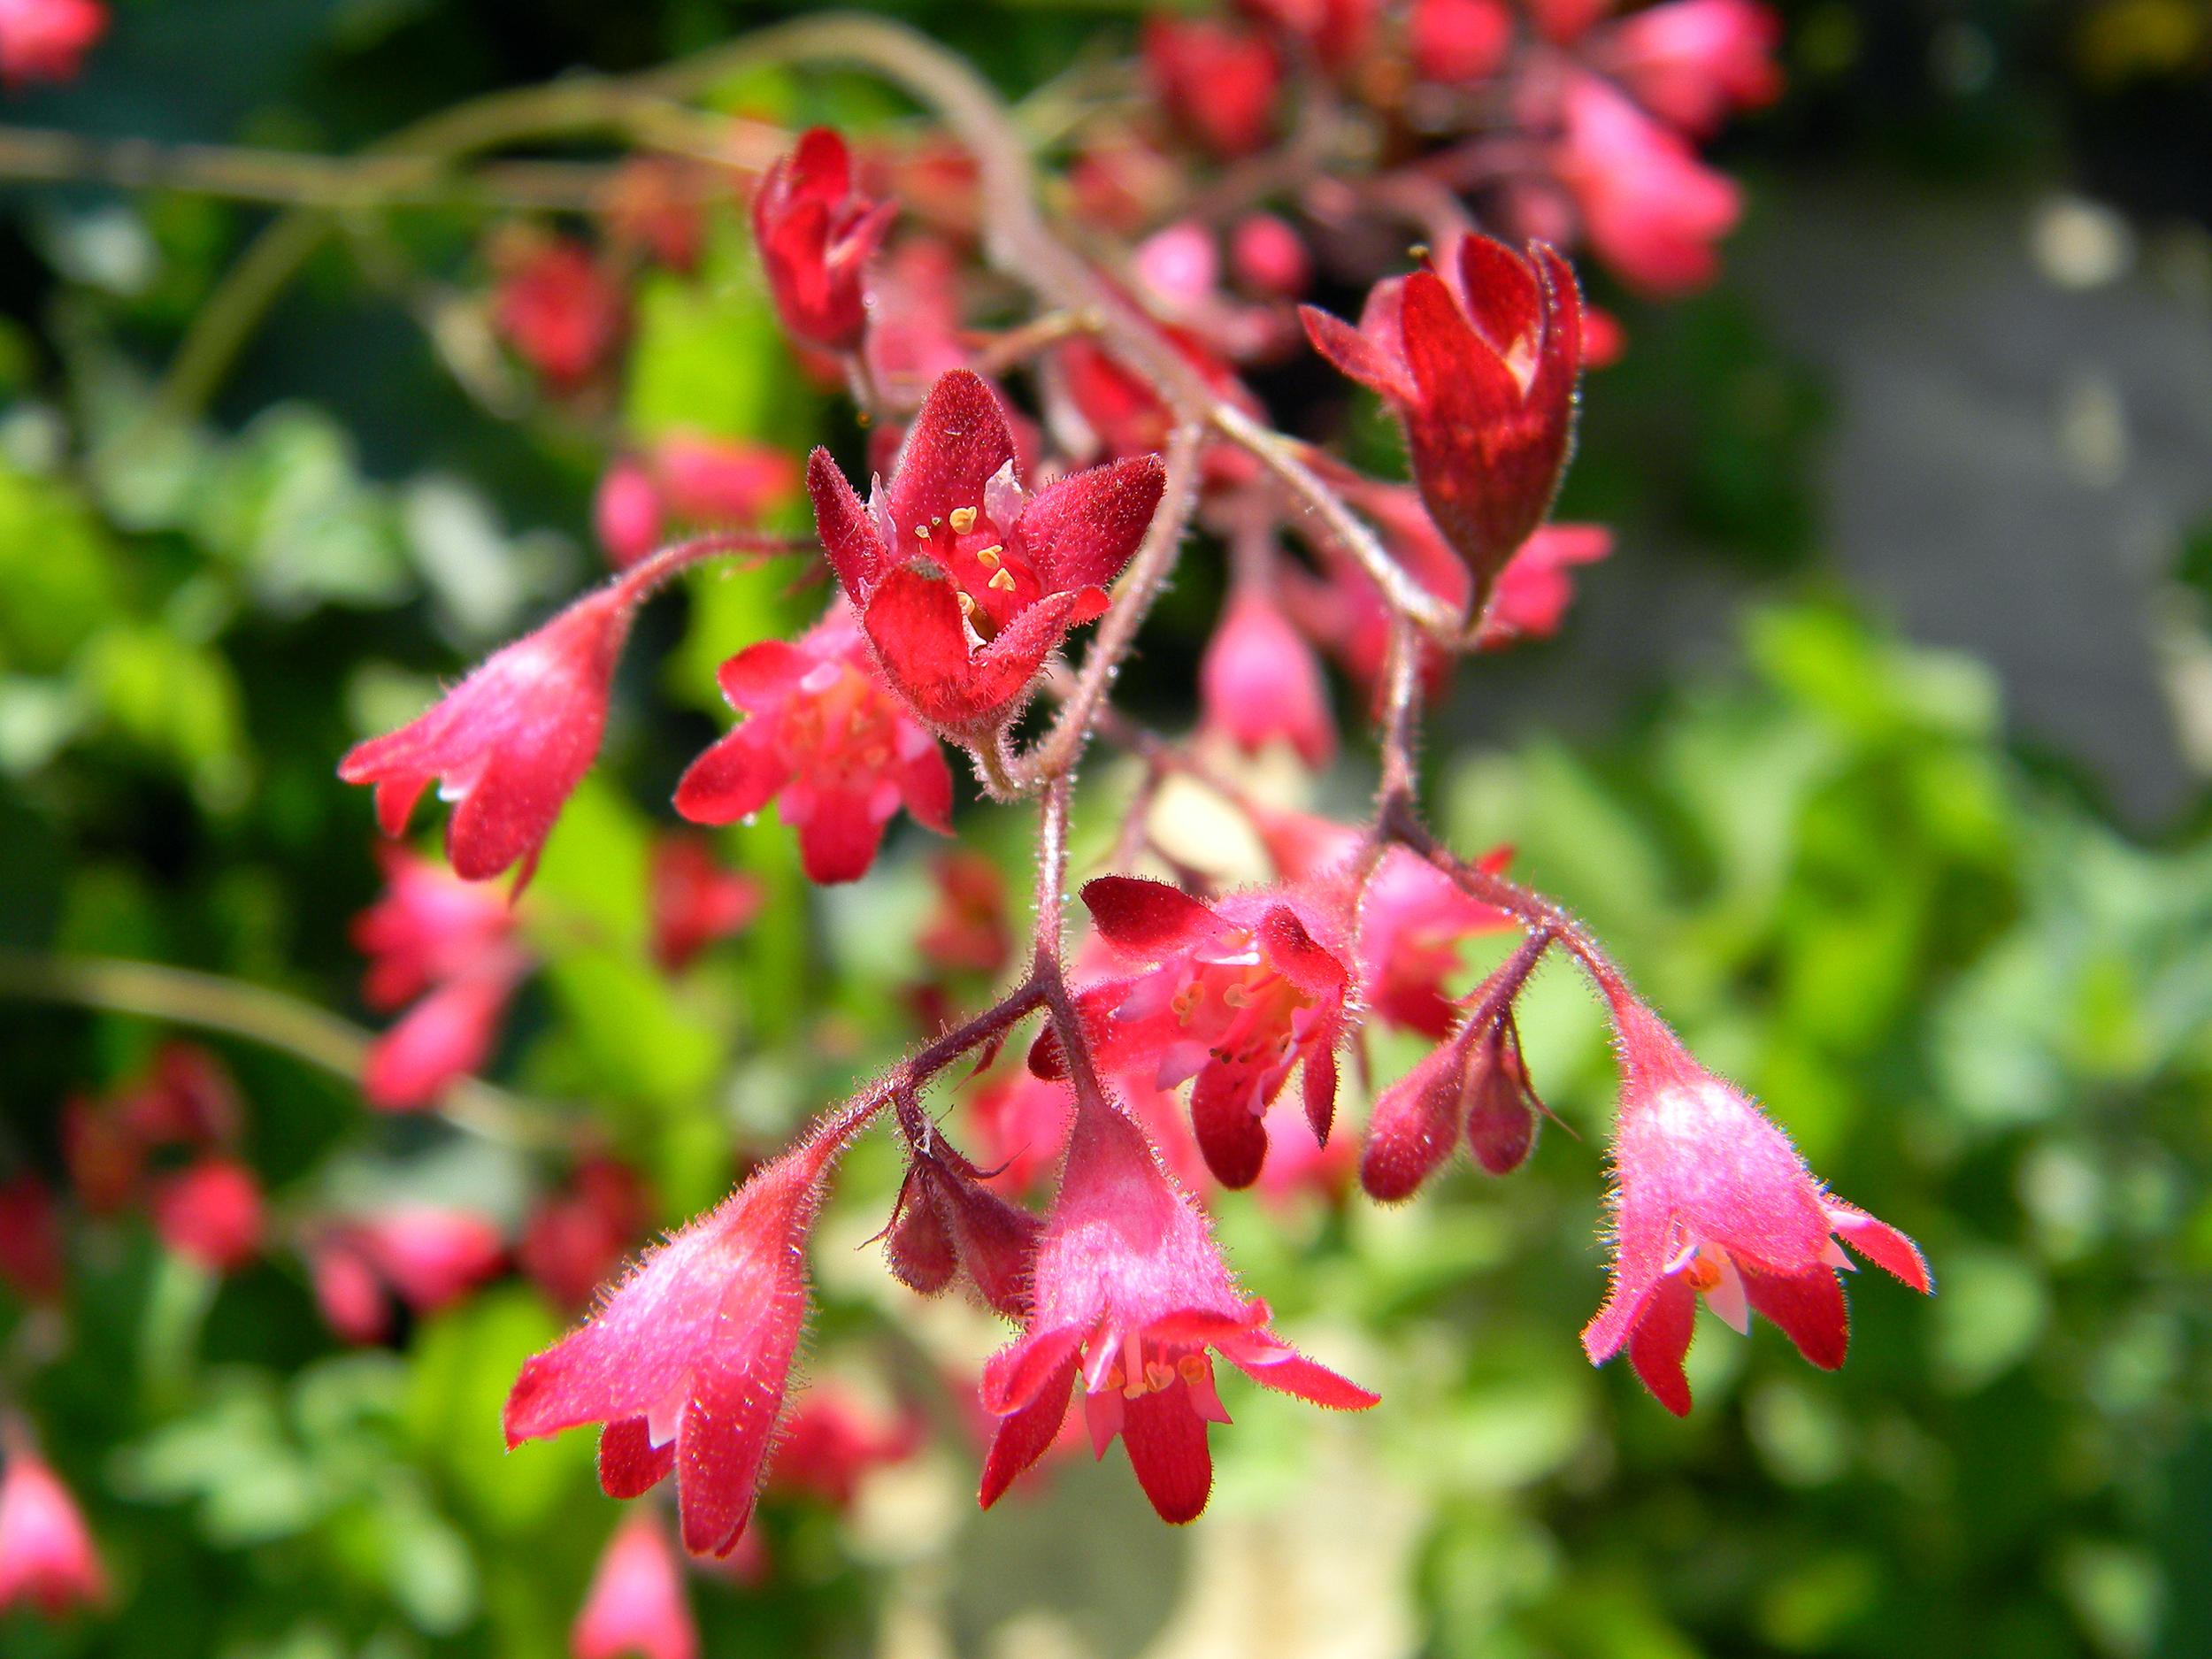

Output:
xmin=0 ymin=2 xmax=2207 ymax=1657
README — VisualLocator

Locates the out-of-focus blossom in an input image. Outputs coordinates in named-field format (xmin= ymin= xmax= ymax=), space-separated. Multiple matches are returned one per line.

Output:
xmin=649 ymin=833 xmax=762 ymax=974
xmin=1143 ymin=16 xmax=1280 ymax=159
xmin=494 ymin=236 xmax=626 ymax=390
xmin=0 ymin=0 xmax=105 ymax=88
xmin=1198 ymin=585 xmax=1337 ymax=769
xmin=521 ymin=1159 xmax=653 ymax=1312
xmin=751 ymin=127 xmax=895 ymax=353
xmin=0 ymin=1428 xmax=105 ymax=1618
xmin=572 ymin=1509 xmax=697 ymax=1659
xmin=1228 ymin=212 xmax=1311 ymax=299
xmin=1594 ymin=0 xmax=1783 ymax=134
xmin=1409 ymin=0 xmax=1512 ymax=82
xmin=1555 ymin=72 xmax=1741 ymax=296
xmin=0 ymin=1175 xmax=64 ymax=1303
xmin=149 ymin=1157 xmax=263 ymax=1273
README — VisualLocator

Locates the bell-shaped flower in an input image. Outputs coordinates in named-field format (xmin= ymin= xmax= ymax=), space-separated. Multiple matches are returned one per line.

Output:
xmin=492 ymin=234 xmax=626 ymax=390
xmin=150 ymin=1156 xmax=263 ymax=1273
xmin=1476 ymin=523 xmax=1614 ymax=647
xmin=649 ymin=833 xmax=762 ymax=974
xmin=572 ymin=1509 xmax=698 ymax=1659
xmin=808 ymin=369 xmax=1164 ymax=743
xmin=503 ymin=1132 xmax=843 ymax=1558
xmin=0 ymin=0 xmax=107 ymax=87
xmin=340 ymin=577 xmax=648 ymax=886
xmin=1198 ymin=585 xmax=1336 ymax=769
xmin=1409 ymin=0 xmax=1511 ymax=82
xmin=521 ymin=1158 xmax=652 ymax=1312
xmin=0 ymin=1432 xmax=104 ymax=1618
xmin=1302 ymin=234 xmax=1583 ymax=604
xmin=1356 ymin=846 xmax=1513 ymax=1038
xmin=1073 ymin=876 xmax=1352 ymax=1191
xmin=1593 ymin=0 xmax=1783 ymax=135
xmin=1228 ymin=212 xmax=1310 ymax=299
xmin=673 ymin=598 xmax=954 ymax=885
xmin=362 ymin=948 xmax=531 ymax=1110
xmin=978 ymin=1093 xmax=1375 ymax=1524
xmin=1583 ymin=995 xmax=1932 ymax=1414
xmin=1555 ymin=72 xmax=1741 ymax=296
xmin=354 ymin=845 xmax=517 ymax=1011
xmin=751 ymin=127 xmax=895 ymax=353
xmin=1141 ymin=14 xmax=1280 ymax=158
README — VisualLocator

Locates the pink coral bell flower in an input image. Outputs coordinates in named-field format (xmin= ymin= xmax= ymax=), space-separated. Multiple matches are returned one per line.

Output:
xmin=1075 ymin=876 xmax=1352 ymax=1192
xmin=1594 ymin=0 xmax=1784 ymax=136
xmin=1584 ymin=995 xmax=1932 ymax=1415
xmin=751 ymin=127 xmax=896 ymax=354
xmin=504 ymin=1133 xmax=842 ymax=1559
xmin=572 ymin=1509 xmax=698 ymax=1659
xmin=979 ymin=1092 xmax=1375 ymax=1523
xmin=1198 ymin=585 xmax=1337 ymax=769
xmin=0 ymin=1431 xmax=105 ymax=1619
xmin=808 ymin=369 xmax=1164 ymax=745
xmin=1302 ymin=234 xmax=1583 ymax=604
xmin=673 ymin=597 xmax=953 ymax=886
xmin=0 ymin=0 xmax=106 ymax=87
xmin=1555 ymin=72 xmax=1743 ymax=296
xmin=339 ymin=573 xmax=650 ymax=887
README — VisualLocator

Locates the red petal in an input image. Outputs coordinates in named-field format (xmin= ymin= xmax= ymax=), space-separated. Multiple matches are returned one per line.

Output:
xmin=979 ymin=1325 xmax=1087 ymax=1417
xmin=1080 ymin=876 xmax=1226 ymax=958
xmin=1301 ymin=1042 xmax=1338 ymax=1145
xmin=1399 ymin=268 xmax=1520 ymax=428
xmin=861 ymin=568 xmax=983 ymax=727
xmin=598 ymin=1417 xmax=676 ymax=1498
xmin=1625 ymin=1271 xmax=1697 ymax=1416
xmin=672 ymin=725 xmax=788 ymax=827
xmin=1453 ymin=236 xmax=1542 ymax=360
xmin=1257 ymin=907 xmax=1348 ymax=997
xmin=787 ymin=127 xmax=852 ymax=203
xmin=1019 ymin=454 xmax=1167 ymax=592
xmin=1120 ymin=1380 xmax=1214 ymax=1524
xmin=1218 ymin=1335 xmax=1379 ymax=1410
xmin=1829 ymin=1202 xmax=1932 ymax=1292
xmin=793 ymin=783 xmax=893 ymax=885
xmin=1191 ymin=1061 xmax=1269 ymax=1190
xmin=674 ymin=1352 xmax=787 ymax=1558
xmin=1742 ymin=1263 xmax=1850 ymax=1371
xmin=1300 ymin=303 xmax=1414 ymax=403
xmin=885 ymin=369 xmax=1017 ymax=542
xmin=954 ymin=587 xmax=1105 ymax=717
xmin=371 ymin=773 xmax=429 ymax=838
xmin=806 ymin=447 xmax=885 ymax=599
xmin=978 ymin=1354 xmax=1078 ymax=1509
xmin=899 ymin=738 xmax=955 ymax=835
xmin=716 ymin=640 xmax=810 ymax=710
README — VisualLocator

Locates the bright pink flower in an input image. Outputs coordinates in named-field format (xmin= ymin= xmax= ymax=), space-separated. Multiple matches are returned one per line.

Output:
xmin=503 ymin=1132 xmax=844 ymax=1558
xmin=572 ymin=1509 xmax=697 ymax=1659
xmin=362 ymin=948 xmax=531 ymax=1110
xmin=0 ymin=0 xmax=104 ymax=87
xmin=1072 ymin=877 xmax=1352 ymax=1191
xmin=1477 ymin=522 xmax=1614 ymax=645
xmin=1135 ymin=222 xmax=1220 ymax=317
xmin=652 ymin=434 xmax=798 ymax=527
xmin=1409 ymin=0 xmax=1512 ymax=82
xmin=356 ymin=1207 xmax=506 ymax=1314
xmin=751 ymin=127 xmax=895 ymax=353
xmin=1198 ymin=586 xmax=1336 ymax=769
xmin=1356 ymin=845 xmax=1512 ymax=1038
xmin=1555 ymin=73 xmax=1741 ymax=296
xmin=312 ymin=1242 xmax=391 ymax=1345
xmin=978 ymin=1093 xmax=1375 ymax=1524
xmin=0 ymin=1432 xmax=104 ymax=1618
xmin=649 ymin=833 xmax=762 ymax=974
xmin=150 ymin=1157 xmax=263 ymax=1273
xmin=916 ymin=849 xmax=1013 ymax=978
xmin=1142 ymin=16 xmax=1280 ymax=159
xmin=521 ymin=1159 xmax=652 ymax=1312
xmin=1583 ymin=995 xmax=1932 ymax=1414
xmin=0 ymin=1175 xmax=63 ymax=1303
xmin=340 ymin=576 xmax=649 ymax=885
xmin=808 ymin=370 xmax=1164 ymax=743
xmin=766 ymin=1384 xmax=921 ymax=1509
xmin=1303 ymin=234 xmax=1583 ymax=603
xmin=1594 ymin=0 xmax=1783 ymax=134
xmin=673 ymin=598 xmax=953 ymax=885
xmin=1228 ymin=212 xmax=1310 ymax=299
xmin=353 ymin=845 xmax=515 ymax=1012
xmin=595 ymin=458 xmax=666 ymax=572
xmin=494 ymin=238 xmax=626 ymax=389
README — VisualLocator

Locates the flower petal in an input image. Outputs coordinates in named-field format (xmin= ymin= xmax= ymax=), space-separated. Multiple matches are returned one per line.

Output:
xmin=1625 ymin=1270 xmax=1698 ymax=1416
xmin=1080 ymin=876 xmax=1228 ymax=958
xmin=598 ymin=1416 xmax=677 ymax=1499
xmin=1741 ymin=1263 xmax=1849 ymax=1371
xmin=1018 ymin=454 xmax=1166 ymax=592
xmin=1120 ymin=1380 xmax=1214 ymax=1524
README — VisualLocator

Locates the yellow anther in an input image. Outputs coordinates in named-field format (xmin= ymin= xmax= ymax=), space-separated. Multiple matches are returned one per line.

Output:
xmin=949 ymin=506 xmax=978 ymax=534
xmin=956 ymin=591 xmax=979 ymax=618
xmin=975 ymin=544 xmax=1002 ymax=568
xmin=915 ymin=523 xmax=933 ymax=540
xmin=987 ymin=567 xmax=1018 ymax=592
xmin=1145 ymin=1361 xmax=1176 ymax=1394
xmin=1178 ymin=1353 xmax=1209 ymax=1384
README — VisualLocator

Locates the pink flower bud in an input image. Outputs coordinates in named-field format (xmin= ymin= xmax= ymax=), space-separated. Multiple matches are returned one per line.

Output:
xmin=0 ymin=0 xmax=105 ymax=88
xmin=573 ymin=1509 xmax=697 ymax=1659
xmin=1142 ymin=16 xmax=1280 ymax=159
xmin=1554 ymin=72 xmax=1741 ymax=296
xmin=751 ymin=127 xmax=895 ymax=353
xmin=1227 ymin=212 xmax=1310 ymax=299
xmin=595 ymin=458 xmax=665 ymax=571
xmin=1359 ymin=1037 xmax=1472 ymax=1202
xmin=1463 ymin=1017 xmax=1540 ymax=1175
xmin=340 ymin=578 xmax=647 ymax=885
xmin=150 ymin=1156 xmax=263 ymax=1273
xmin=650 ymin=434 xmax=799 ymax=528
xmin=494 ymin=237 xmax=626 ymax=390
xmin=1409 ymin=0 xmax=1512 ymax=83
xmin=648 ymin=833 xmax=762 ymax=974
xmin=889 ymin=1145 xmax=1042 ymax=1319
xmin=1302 ymin=234 xmax=1583 ymax=605
xmin=0 ymin=1432 xmax=105 ymax=1618
xmin=504 ymin=1131 xmax=846 ymax=1558
xmin=1198 ymin=586 xmax=1337 ymax=770
xmin=1134 ymin=221 xmax=1220 ymax=317
xmin=1594 ymin=0 xmax=1783 ymax=135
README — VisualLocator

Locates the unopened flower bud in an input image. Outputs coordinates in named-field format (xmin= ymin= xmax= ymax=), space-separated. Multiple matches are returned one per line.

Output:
xmin=1359 ymin=1036 xmax=1474 ymax=1202
xmin=1464 ymin=1016 xmax=1540 ymax=1175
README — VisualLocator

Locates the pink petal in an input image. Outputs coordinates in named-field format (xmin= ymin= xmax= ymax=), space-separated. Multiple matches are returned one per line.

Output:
xmin=1217 ymin=1334 xmax=1379 ymax=1410
xmin=979 ymin=1325 xmax=1087 ymax=1417
xmin=1827 ymin=1202 xmax=1932 ymax=1292
xmin=672 ymin=722 xmax=789 ymax=827
xmin=791 ymin=782 xmax=894 ymax=885
xmin=1300 ymin=303 xmax=1415 ymax=403
xmin=599 ymin=1417 xmax=677 ymax=1499
xmin=978 ymin=1354 xmax=1079 ymax=1509
xmin=860 ymin=567 xmax=985 ymax=727
xmin=1741 ymin=1263 xmax=1849 ymax=1371
xmin=716 ymin=639 xmax=811 ymax=711
xmin=1079 ymin=876 xmax=1227 ymax=958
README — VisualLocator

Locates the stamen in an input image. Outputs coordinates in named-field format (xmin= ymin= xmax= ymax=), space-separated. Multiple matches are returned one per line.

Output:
xmin=915 ymin=523 xmax=932 ymax=540
xmin=975 ymin=544 xmax=1002 ymax=567
xmin=949 ymin=506 xmax=977 ymax=533
xmin=987 ymin=567 xmax=1018 ymax=592
xmin=1145 ymin=1361 xmax=1175 ymax=1393
xmin=1177 ymin=1353 xmax=1209 ymax=1384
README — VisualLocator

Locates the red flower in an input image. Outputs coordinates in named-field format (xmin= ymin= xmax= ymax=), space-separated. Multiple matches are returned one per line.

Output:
xmin=1302 ymin=234 xmax=1583 ymax=603
xmin=0 ymin=1175 xmax=64 ymax=1303
xmin=1198 ymin=585 xmax=1336 ymax=769
xmin=1227 ymin=212 xmax=1310 ymax=299
xmin=1555 ymin=72 xmax=1741 ymax=296
xmin=977 ymin=1092 xmax=1375 ymax=1523
xmin=751 ymin=127 xmax=895 ymax=353
xmin=1142 ymin=16 xmax=1280 ymax=159
xmin=649 ymin=833 xmax=762 ymax=974
xmin=118 ymin=1041 xmax=241 ymax=1150
xmin=339 ymin=576 xmax=646 ymax=885
xmin=520 ymin=1158 xmax=652 ymax=1312
xmin=150 ymin=1157 xmax=263 ymax=1273
xmin=1242 ymin=0 xmax=1380 ymax=71
xmin=808 ymin=369 xmax=1164 ymax=743
xmin=595 ymin=458 xmax=664 ymax=571
xmin=1409 ymin=0 xmax=1512 ymax=83
xmin=1582 ymin=995 xmax=1932 ymax=1414
xmin=313 ymin=1207 xmax=507 ymax=1343
xmin=362 ymin=951 xmax=530 ymax=1110
xmin=572 ymin=1509 xmax=697 ymax=1659
xmin=1074 ymin=876 xmax=1352 ymax=1191
xmin=1356 ymin=845 xmax=1512 ymax=1038
xmin=766 ymin=1383 xmax=921 ymax=1509
xmin=0 ymin=0 xmax=104 ymax=88
xmin=916 ymin=849 xmax=1013 ymax=978
xmin=494 ymin=237 xmax=626 ymax=390
xmin=1594 ymin=0 xmax=1783 ymax=135
xmin=503 ymin=1132 xmax=844 ymax=1558
xmin=673 ymin=598 xmax=954 ymax=885
xmin=651 ymin=434 xmax=799 ymax=528
xmin=0 ymin=1431 xmax=104 ymax=1618
xmin=1477 ymin=522 xmax=1614 ymax=645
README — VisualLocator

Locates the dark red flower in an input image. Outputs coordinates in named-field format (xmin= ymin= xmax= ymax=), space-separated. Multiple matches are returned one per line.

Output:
xmin=1142 ymin=16 xmax=1280 ymax=159
xmin=1360 ymin=1009 xmax=1542 ymax=1201
xmin=1583 ymin=995 xmax=1932 ymax=1414
xmin=649 ymin=833 xmax=762 ymax=974
xmin=882 ymin=1139 xmax=1042 ymax=1319
xmin=809 ymin=369 xmax=1164 ymax=744
xmin=520 ymin=1158 xmax=651 ymax=1312
xmin=673 ymin=598 xmax=954 ymax=885
xmin=916 ymin=849 xmax=1012 ymax=978
xmin=340 ymin=577 xmax=647 ymax=886
xmin=493 ymin=236 xmax=626 ymax=390
xmin=0 ymin=1429 xmax=104 ymax=1618
xmin=503 ymin=1132 xmax=844 ymax=1558
xmin=1302 ymin=234 xmax=1584 ymax=605
xmin=572 ymin=1509 xmax=697 ymax=1659
xmin=751 ymin=127 xmax=895 ymax=353
xmin=1073 ymin=876 xmax=1352 ymax=1191
xmin=977 ymin=1092 xmax=1375 ymax=1523
xmin=0 ymin=0 xmax=104 ymax=88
